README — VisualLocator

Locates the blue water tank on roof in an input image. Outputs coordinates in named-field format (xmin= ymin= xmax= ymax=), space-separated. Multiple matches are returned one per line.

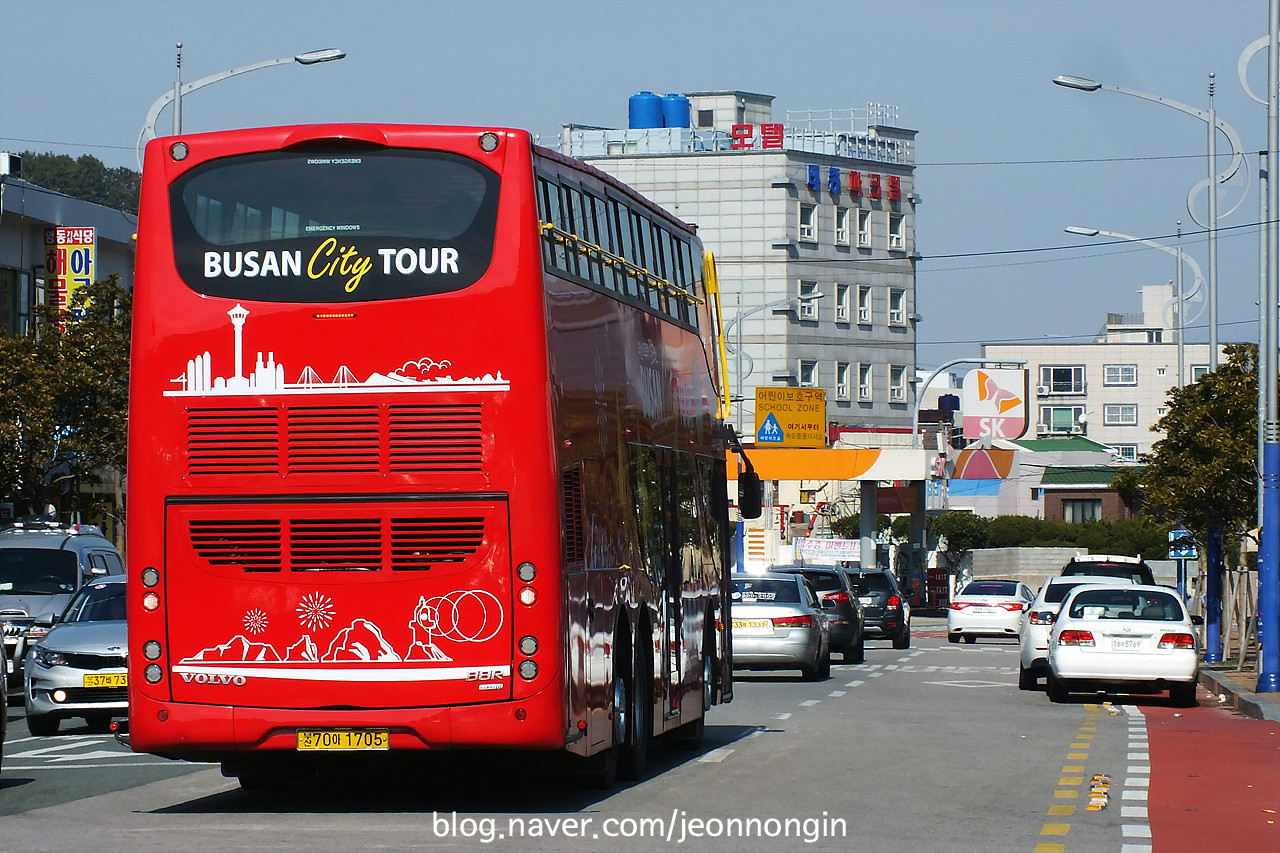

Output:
xmin=629 ymin=92 xmax=664 ymax=129
xmin=662 ymin=93 xmax=691 ymax=129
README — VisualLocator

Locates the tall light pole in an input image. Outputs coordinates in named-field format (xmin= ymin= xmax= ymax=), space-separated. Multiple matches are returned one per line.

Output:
xmin=724 ymin=291 xmax=823 ymax=436
xmin=136 ymin=44 xmax=346 ymax=169
xmin=1063 ymin=224 xmax=1205 ymax=388
xmin=1054 ymin=74 xmax=1247 ymax=371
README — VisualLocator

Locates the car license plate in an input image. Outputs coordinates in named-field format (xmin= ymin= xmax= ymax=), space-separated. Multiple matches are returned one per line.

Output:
xmin=858 ymin=597 xmax=875 ymax=605
xmin=733 ymin=618 xmax=771 ymax=630
xmin=1111 ymin=637 xmax=1143 ymax=652
xmin=296 ymin=729 xmax=390 ymax=751
xmin=971 ymin=606 xmax=997 ymax=613
xmin=83 ymin=672 xmax=127 ymax=688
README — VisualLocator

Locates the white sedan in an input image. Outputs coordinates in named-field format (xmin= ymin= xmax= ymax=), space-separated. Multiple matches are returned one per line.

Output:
xmin=947 ymin=579 xmax=1034 ymax=644
xmin=1046 ymin=584 xmax=1201 ymax=706
xmin=1018 ymin=575 xmax=1132 ymax=690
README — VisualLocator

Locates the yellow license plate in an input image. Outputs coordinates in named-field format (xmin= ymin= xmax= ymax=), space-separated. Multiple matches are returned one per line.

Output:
xmin=83 ymin=672 xmax=127 ymax=688
xmin=296 ymin=729 xmax=390 ymax=751
xmin=733 ymin=618 xmax=771 ymax=629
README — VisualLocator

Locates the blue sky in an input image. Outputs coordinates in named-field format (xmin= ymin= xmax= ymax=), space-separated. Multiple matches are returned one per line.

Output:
xmin=0 ymin=0 xmax=1270 ymax=368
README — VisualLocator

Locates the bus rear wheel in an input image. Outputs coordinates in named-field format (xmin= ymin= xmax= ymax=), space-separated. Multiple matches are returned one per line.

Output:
xmin=619 ymin=628 xmax=651 ymax=780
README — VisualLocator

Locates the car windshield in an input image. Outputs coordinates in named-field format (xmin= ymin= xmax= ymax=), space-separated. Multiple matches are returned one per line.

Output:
xmin=961 ymin=581 xmax=1018 ymax=596
xmin=847 ymin=573 xmax=891 ymax=591
xmin=733 ymin=578 xmax=801 ymax=603
xmin=1044 ymin=582 xmax=1091 ymax=603
xmin=795 ymin=572 xmax=841 ymax=592
xmin=0 ymin=549 xmax=78 ymax=594
xmin=1068 ymin=589 xmax=1183 ymax=621
xmin=61 ymin=582 xmax=127 ymax=623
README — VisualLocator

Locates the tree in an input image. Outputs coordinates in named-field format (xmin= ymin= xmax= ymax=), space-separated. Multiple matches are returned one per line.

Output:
xmin=1136 ymin=343 xmax=1257 ymax=565
xmin=17 ymin=152 xmax=140 ymax=215
xmin=0 ymin=276 xmax=131 ymax=530
xmin=829 ymin=512 xmax=890 ymax=540
xmin=931 ymin=511 xmax=990 ymax=573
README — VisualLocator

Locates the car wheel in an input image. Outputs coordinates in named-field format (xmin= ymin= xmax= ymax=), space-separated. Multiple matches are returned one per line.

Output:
xmin=1018 ymin=663 xmax=1037 ymax=691
xmin=963 ymin=634 xmax=976 ymax=644
xmin=27 ymin=713 xmax=60 ymax=736
xmin=816 ymin=650 xmax=832 ymax=680
xmin=1170 ymin=681 xmax=1197 ymax=707
xmin=846 ymin=633 xmax=865 ymax=665
xmin=1047 ymin=670 xmax=1069 ymax=703
xmin=893 ymin=627 xmax=910 ymax=650
xmin=947 ymin=633 xmax=960 ymax=644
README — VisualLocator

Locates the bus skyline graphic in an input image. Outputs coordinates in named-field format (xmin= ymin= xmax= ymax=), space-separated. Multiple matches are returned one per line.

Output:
xmin=163 ymin=302 xmax=510 ymax=397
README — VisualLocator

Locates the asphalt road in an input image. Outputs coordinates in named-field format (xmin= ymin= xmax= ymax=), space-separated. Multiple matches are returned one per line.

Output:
xmin=1 ymin=618 xmax=1273 ymax=852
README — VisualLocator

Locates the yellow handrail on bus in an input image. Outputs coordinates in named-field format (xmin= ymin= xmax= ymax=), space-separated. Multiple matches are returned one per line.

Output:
xmin=704 ymin=251 xmax=732 ymax=421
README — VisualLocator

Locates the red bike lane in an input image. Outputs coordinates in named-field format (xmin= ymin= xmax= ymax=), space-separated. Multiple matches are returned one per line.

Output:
xmin=1147 ymin=699 xmax=1280 ymax=852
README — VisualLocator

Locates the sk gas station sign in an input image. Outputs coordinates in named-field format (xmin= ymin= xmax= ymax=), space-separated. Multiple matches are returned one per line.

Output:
xmin=755 ymin=387 xmax=826 ymax=447
xmin=961 ymin=368 xmax=1029 ymax=441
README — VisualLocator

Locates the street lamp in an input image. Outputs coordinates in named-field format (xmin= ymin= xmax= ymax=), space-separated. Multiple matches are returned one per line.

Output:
xmin=1054 ymin=73 xmax=1247 ymax=370
xmin=1064 ymin=224 xmax=1205 ymax=388
xmin=136 ymin=44 xmax=346 ymax=169
xmin=724 ymin=290 xmax=823 ymax=436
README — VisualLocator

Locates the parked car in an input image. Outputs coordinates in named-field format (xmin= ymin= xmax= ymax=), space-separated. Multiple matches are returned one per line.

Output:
xmin=770 ymin=565 xmax=865 ymax=663
xmin=1046 ymin=583 xmax=1201 ymax=706
xmin=947 ymin=579 xmax=1034 ymax=644
xmin=1018 ymin=575 xmax=1132 ymax=689
xmin=24 ymin=575 xmax=128 ymax=735
xmin=844 ymin=568 xmax=911 ymax=649
xmin=1 ymin=640 xmax=7 ymax=775
xmin=1060 ymin=554 xmax=1155 ymax=585
xmin=731 ymin=573 xmax=831 ymax=680
xmin=1 ymin=519 xmax=124 ymax=688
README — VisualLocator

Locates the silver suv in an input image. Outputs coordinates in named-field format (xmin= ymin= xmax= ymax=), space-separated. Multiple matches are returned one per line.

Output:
xmin=0 ymin=519 xmax=124 ymax=687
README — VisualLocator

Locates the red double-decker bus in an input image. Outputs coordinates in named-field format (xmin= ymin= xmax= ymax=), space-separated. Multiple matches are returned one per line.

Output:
xmin=126 ymin=123 xmax=737 ymax=788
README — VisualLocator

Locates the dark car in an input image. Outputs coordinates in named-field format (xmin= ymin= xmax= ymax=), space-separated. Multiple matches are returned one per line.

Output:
xmin=0 ymin=519 xmax=124 ymax=688
xmin=844 ymin=568 xmax=911 ymax=649
xmin=1 ymin=640 xmax=7 ymax=774
xmin=1061 ymin=554 xmax=1156 ymax=586
xmin=770 ymin=565 xmax=865 ymax=663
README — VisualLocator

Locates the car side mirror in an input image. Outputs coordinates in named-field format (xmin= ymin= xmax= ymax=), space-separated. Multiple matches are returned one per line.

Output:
xmin=1191 ymin=614 xmax=1205 ymax=626
xmin=87 ymin=566 xmax=108 ymax=577
xmin=34 ymin=612 xmax=58 ymax=628
xmin=738 ymin=471 xmax=763 ymax=519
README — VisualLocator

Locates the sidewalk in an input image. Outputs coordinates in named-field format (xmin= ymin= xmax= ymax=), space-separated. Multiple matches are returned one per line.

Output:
xmin=1198 ymin=663 xmax=1280 ymax=722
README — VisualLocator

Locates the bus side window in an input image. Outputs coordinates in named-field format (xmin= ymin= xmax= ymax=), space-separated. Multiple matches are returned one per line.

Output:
xmin=629 ymin=210 xmax=651 ymax=306
xmin=610 ymin=198 xmax=635 ymax=298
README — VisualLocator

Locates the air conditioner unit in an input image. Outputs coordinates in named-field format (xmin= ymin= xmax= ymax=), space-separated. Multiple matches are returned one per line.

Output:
xmin=1036 ymin=384 xmax=1051 ymax=395
xmin=1037 ymin=424 xmax=1052 ymax=435
xmin=1070 ymin=424 xmax=1084 ymax=434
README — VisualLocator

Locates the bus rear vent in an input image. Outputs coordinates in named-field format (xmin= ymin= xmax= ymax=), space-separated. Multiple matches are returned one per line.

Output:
xmin=186 ymin=404 xmax=484 ymax=476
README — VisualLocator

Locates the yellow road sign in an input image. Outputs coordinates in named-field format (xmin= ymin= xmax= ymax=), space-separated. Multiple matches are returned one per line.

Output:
xmin=754 ymin=387 xmax=826 ymax=447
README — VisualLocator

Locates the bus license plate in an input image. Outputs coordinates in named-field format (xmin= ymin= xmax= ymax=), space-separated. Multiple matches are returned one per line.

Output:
xmin=83 ymin=673 xmax=127 ymax=688
xmin=296 ymin=729 xmax=390 ymax=751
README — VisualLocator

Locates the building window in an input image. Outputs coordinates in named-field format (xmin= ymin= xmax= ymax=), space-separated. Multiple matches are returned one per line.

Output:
xmin=1063 ymin=498 xmax=1103 ymax=524
xmin=1158 ymin=406 xmax=1168 ymax=416
xmin=1104 ymin=404 xmax=1138 ymax=426
xmin=1038 ymin=365 xmax=1085 ymax=395
xmin=858 ymin=363 xmax=873 ymax=401
xmin=857 ymin=285 xmax=872 ymax=323
xmin=836 ymin=361 xmax=851 ymax=400
xmin=799 ymin=203 xmax=817 ymax=242
xmin=888 ymin=213 xmax=905 ymax=250
xmin=800 ymin=359 xmax=818 ymax=387
xmin=1113 ymin=444 xmax=1138 ymax=462
xmin=835 ymin=282 xmax=850 ymax=322
xmin=799 ymin=280 xmax=820 ymax=319
xmin=857 ymin=208 xmax=872 ymax=247
xmin=834 ymin=207 xmax=850 ymax=246
xmin=1191 ymin=365 xmax=1210 ymax=381
xmin=696 ymin=109 xmax=714 ymax=129
xmin=889 ymin=365 xmax=907 ymax=402
xmin=889 ymin=288 xmax=906 ymax=325
xmin=1157 ymin=367 xmax=1166 ymax=376
xmin=1104 ymin=364 xmax=1138 ymax=386
xmin=1038 ymin=405 xmax=1085 ymax=435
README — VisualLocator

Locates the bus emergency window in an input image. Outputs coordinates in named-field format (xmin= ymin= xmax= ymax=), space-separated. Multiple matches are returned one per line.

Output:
xmin=170 ymin=148 xmax=499 ymax=302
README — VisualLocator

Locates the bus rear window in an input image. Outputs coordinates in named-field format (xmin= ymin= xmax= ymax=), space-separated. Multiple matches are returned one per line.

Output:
xmin=170 ymin=148 xmax=500 ymax=302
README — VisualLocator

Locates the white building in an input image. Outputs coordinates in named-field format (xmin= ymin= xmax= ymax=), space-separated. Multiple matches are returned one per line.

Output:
xmin=560 ymin=90 xmax=920 ymax=436
xmin=982 ymin=283 xmax=1223 ymax=461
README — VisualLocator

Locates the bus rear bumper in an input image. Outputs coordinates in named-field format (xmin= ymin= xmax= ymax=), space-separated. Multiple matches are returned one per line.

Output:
xmin=128 ymin=683 xmax=564 ymax=761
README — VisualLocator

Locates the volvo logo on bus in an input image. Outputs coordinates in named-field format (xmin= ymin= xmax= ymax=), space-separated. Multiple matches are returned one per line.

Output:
xmin=180 ymin=671 xmax=248 ymax=686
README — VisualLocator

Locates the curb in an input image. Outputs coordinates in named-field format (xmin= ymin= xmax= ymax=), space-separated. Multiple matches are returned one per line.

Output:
xmin=1198 ymin=669 xmax=1280 ymax=722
